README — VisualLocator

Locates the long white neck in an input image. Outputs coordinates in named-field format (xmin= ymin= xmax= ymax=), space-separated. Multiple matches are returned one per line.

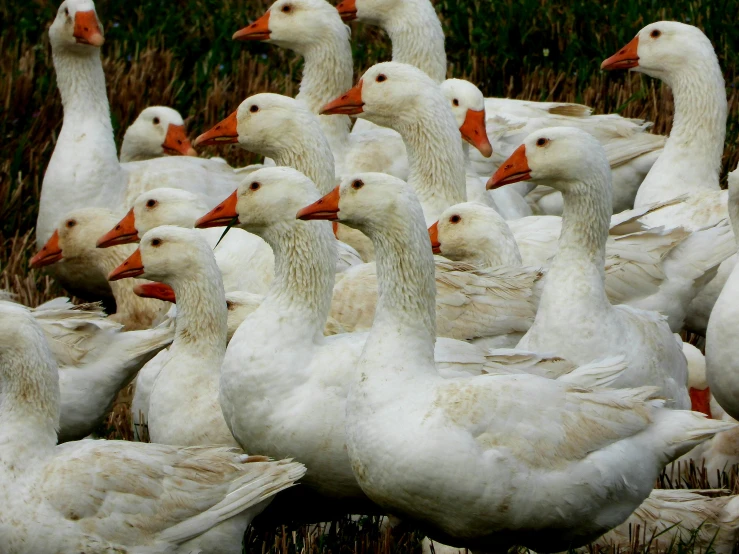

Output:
xmin=0 ymin=335 xmax=59 ymax=467
xmin=359 ymin=196 xmax=437 ymax=376
xmin=384 ymin=1 xmax=447 ymax=83
xmin=387 ymin=98 xmax=466 ymax=224
xmin=168 ymin=256 xmax=227 ymax=366
xmin=635 ymin=53 xmax=726 ymax=205
xmin=39 ymin=48 xmax=125 ymax=244
xmin=264 ymin=130 xmax=336 ymax=195
xmin=472 ymin=226 xmax=523 ymax=267
xmin=294 ymin=27 xmax=354 ymax=172
xmin=538 ymin=170 xmax=612 ymax=315
xmin=258 ymin=218 xmax=337 ymax=339
xmin=119 ymin=138 xmax=157 ymax=163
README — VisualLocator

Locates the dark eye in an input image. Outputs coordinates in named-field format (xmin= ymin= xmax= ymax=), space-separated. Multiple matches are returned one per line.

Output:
xmin=536 ymin=137 xmax=549 ymax=147
xmin=352 ymin=179 xmax=364 ymax=190
xmin=151 ymin=239 xmax=162 ymax=247
xmin=153 ymin=117 xmax=160 ymax=125
xmin=250 ymin=105 xmax=259 ymax=113
xmin=250 ymin=182 xmax=261 ymax=191
xmin=146 ymin=199 xmax=157 ymax=208
xmin=452 ymin=99 xmax=459 ymax=106
xmin=650 ymin=29 xmax=661 ymax=38
xmin=376 ymin=74 xmax=387 ymax=83
xmin=449 ymin=215 xmax=461 ymax=224
xmin=281 ymin=4 xmax=292 ymax=12
xmin=64 ymin=8 xmax=69 ymax=16
xmin=226 ymin=300 xmax=235 ymax=310
xmin=66 ymin=219 xmax=76 ymax=228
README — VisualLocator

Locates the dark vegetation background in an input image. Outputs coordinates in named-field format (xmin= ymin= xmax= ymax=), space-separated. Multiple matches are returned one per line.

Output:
xmin=1 ymin=1 xmax=739 ymax=550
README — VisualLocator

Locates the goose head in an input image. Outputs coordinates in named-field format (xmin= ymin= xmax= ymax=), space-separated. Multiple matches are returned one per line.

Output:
xmin=31 ymin=208 xmax=122 ymax=269
xmin=97 ymin=188 xmax=209 ymax=248
xmin=429 ymin=202 xmax=520 ymax=265
xmin=321 ymin=61 xmax=443 ymax=129
xmin=121 ymin=107 xmax=197 ymax=162
xmin=440 ymin=79 xmax=492 ymax=157
xmin=488 ymin=127 xmax=608 ymax=193
xmin=196 ymin=166 xmax=322 ymax=235
xmin=297 ymin=172 xmax=419 ymax=234
xmin=49 ymin=0 xmax=104 ymax=51
xmin=195 ymin=94 xmax=319 ymax=156
xmin=235 ymin=0 xmax=347 ymax=54
xmin=336 ymin=0 xmax=409 ymax=25
xmin=108 ymin=226 xmax=212 ymax=285
xmin=601 ymin=21 xmax=716 ymax=81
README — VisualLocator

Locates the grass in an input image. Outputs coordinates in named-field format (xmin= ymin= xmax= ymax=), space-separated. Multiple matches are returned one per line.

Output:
xmin=1 ymin=0 xmax=739 ymax=551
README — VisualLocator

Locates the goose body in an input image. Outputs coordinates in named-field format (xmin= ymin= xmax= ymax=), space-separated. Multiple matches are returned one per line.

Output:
xmin=300 ymin=171 xmax=732 ymax=551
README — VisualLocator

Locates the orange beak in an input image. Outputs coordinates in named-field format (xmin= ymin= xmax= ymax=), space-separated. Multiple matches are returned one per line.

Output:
xmin=233 ymin=11 xmax=271 ymax=41
xmin=195 ymin=191 xmax=240 ymax=229
xmin=428 ymin=221 xmax=441 ymax=254
xmin=162 ymin=124 xmax=197 ymax=157
xmin=134 ymin=282 xmax=176 ymax=303
xmin=108 ymin=249 xmax=145 ymax=281
xmin=460 ymin=109 xmax=493 ymax=158
xmin=194 ymin=111 xmax=239 ymax=147
xmin=689 ymin=387 xmax=713 ymax=419
xmin=320 ymin=81 xmax=364 ymax=115
xmin=296 ymin=186 xmax=341 ymax=221
xmin=97 ymin=209 xmax=139 ymax=248
xmin=73 ymin=10 xmax=105 ymax=47
xmin=30 ymin=230 xmax=63 ymax=268
xmin=336 ymin=0 xmax=357 ymax=21
xmin=487 ymin=144 xmax=531 ymax=190
xmin=601 ymin=35 xmax=640 ymax=70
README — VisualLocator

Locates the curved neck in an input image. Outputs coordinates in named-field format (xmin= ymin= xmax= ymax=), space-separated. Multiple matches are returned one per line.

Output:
xmin=259 ymin=219 xmax=336 ymax=338
xmin=52 ymin=48 xmax=121 ymax=178
xmin=360 ymin=199 xmax=437 ymax=372
xmin=541 ymin=172 xmax=612 ymax=312
xmin=119 ymin=140 xmax=157 ymax=163
xmin=294 ymin=28 xmax=353 ymax=170
xmin=272 ymin=139 xmax=337 ymax=195
xmin=168 ymin=258 xmax=227 ymax=363
xmin=477 ymin=231 xmax=523 ymax=267
xmin=0 ymin=341 xmax=59 ymax=460
xmin=389 ymin=99 xmax=466 ymax=224
xmin=636 ymin=54 xmax=726 ymax=204
xmin=384 ymin=2 xmax=447 ymax=83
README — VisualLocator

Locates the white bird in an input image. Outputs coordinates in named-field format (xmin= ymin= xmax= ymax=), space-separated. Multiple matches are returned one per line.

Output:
xmin=489 ymin=127 xmax=690 ymax=408
xmin=297 ymin=170 xmax=733 ymax=551
xmin=96 ymin=188 xmax=275 ymax=294
xmin=0 ymin=300 xmax=305 ymax=554
xmin=120 ymin=106 xmax=198 ymax=163
xmin=602 ymin=21 xmax=735 ymax=334
xmin=42 ymin=0 xmax=243 ymax=299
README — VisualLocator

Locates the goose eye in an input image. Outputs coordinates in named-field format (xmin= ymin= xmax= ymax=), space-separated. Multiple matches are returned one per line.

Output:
xmin=153 ymin=117 xmax=160 ymax=125
xmin=650 ymin=29 xmax=661 ymax=38
xmin=250 ymin=182 xmax=261 ymax=191
xmin=352 ymin=179 xmax=364 ymax=190
xmin=250 ymin=105 xmax=259 ymax=113
xmin=281 ymin=4 xmax=292 ymax=12
xmin=376 ymin=74 xmax=387 ymax=83
xmin=226 ymin=300 xmax=235 ymax=310
xmin=536 ymin=137 xmax=549 ymax=147
xmin=452 ymin=99 xmax=459 ymax=106
xmin=66 ymin=219 xmax=76 ymax=228
xmin=449 ymin=215 xmax=461 ymax=224
xmin=151 ymin=239 xmax=162 ymax=247
xmin=64 ymin=8 xmax=69 ymax=16
xmin=146 ymin=199 xmax=157 ymax=208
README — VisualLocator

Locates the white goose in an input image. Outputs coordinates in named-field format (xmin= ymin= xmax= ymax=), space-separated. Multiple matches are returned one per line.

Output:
xmin=0 ymin=300 xmax=305 ymax=553
xmin=97 ymin=188 xmax=274 ymax=294
xmin=489 ymin=127 xmax=689 ymax=407
xmin=120 ymin=106 xmax=197 ymax=163
xmin=431 ymin=201 xmax=734 ymax=333
xmin=602 ymin=21 xmax=735 ymax=333
xmin=194 ymin=93 xmax=367 ymax=265
xmin=31 ymin=208 xmax=169 ymax=330
xmin=337 ymin=0 xmax=665 ymax=206
xmin=233 ymin=0 xmax=408 ymax=181
xmin=195 ymin=167 xmax=621 ymax=515
xmin=298 ymin=170 xmax=733 ymax=551
xmin=42 ymin=0 xmax=242 ymax=298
